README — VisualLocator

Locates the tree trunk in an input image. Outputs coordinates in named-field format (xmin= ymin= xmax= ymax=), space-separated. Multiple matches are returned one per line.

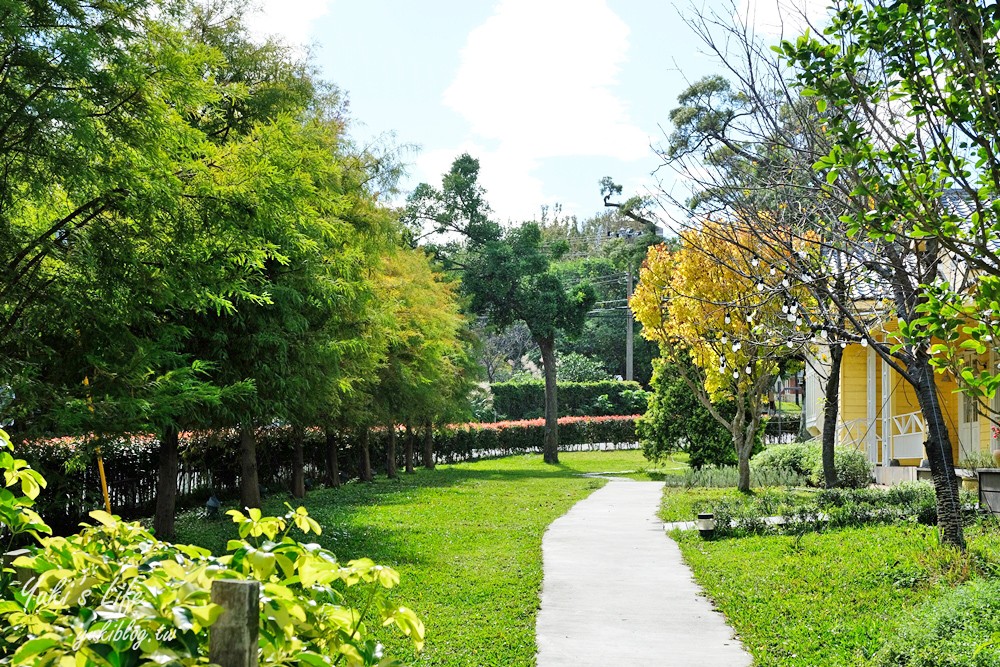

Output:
xmin=422 ymin=421 xmax=435 ymax=470
xmin=732 ymin=423 xmax=753 ymax=493
xmin=325 ymin=427 xmax=340 ymax=488
xmin=821 ymin=344 xmax=843 ymax=488
xmin=360 ymin=427 xmax=373 ymax=482
xmin=291 ymin=425 xmax=305 ymax=499
xmin=404 ymin=420 xmax=415 ymax=474
xmin=732 ymin=400 xmax=752 ymax=493
xmin=386 ymin=422 xmax=398 ymax=479
xmin=153 ymin=425 xmax=179 ymax=540
xmin=537 ymin=335 xmax=560 ymax=464
xmin=911 ymin=356 xmax=965 ymax=549
xmin=239 ymin=424 xmax=261 ymax=509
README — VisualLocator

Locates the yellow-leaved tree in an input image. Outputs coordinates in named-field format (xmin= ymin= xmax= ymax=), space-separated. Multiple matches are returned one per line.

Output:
xmin=631 ymin=219 xmax=806 ymax=491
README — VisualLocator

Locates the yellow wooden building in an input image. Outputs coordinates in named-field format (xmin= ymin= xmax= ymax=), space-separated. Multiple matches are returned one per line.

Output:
xmin=804 ymin=341 xmax=998 ymax=485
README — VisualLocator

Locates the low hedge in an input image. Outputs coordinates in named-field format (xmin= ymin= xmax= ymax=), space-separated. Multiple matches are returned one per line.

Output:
xmin=15 ymin=416 xmax=639 ymax=532
xmin=434 ymin=415 xmax=639 ymax=463
xmin=15 ymin=427 xmax=337 ymax=532
xmin=490 ymin=380 xmax=649 ymax=420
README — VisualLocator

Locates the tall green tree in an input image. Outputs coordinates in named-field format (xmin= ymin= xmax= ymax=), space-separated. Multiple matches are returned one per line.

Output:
xmin=406 ymin=155 xmax=595 ymax=464
xmin=370 ymin=245 xmax=476 ymax=475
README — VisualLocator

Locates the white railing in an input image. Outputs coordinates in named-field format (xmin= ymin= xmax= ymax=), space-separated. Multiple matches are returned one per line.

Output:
xmin=890 ymin=410 xmax=926 ymax=459
xmin=837 ymin=418 xmax=868 ymax=451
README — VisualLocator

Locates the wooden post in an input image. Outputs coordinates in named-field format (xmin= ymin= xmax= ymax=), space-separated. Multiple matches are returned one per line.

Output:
xmin=210 ymin=580 xmax=259 ymax=667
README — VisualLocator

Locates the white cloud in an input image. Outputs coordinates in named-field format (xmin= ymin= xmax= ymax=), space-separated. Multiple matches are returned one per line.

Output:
xmin=244 ymin=0 xmax=333 ymax=47
xmin=415 ymin=144 xmax=546 ymax=224
xmin=434 ymin=0 xmax=650 ymax=221
xmin=736 ymin=0 xmax=830 ymax=38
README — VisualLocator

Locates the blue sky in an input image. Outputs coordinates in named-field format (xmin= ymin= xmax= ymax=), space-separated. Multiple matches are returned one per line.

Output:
xmin=246 ymin=0 xmax=825 ymax=226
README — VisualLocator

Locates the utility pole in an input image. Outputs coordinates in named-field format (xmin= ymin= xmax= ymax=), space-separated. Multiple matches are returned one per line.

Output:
xmin=626 ymin=270 xmax=634 ymax=381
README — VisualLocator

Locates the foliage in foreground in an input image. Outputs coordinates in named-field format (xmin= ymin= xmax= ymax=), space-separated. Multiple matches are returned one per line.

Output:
xmin=0 ymin=429 xmax=422 ymax=666
xmin=674 ymin=522 xmax=1000 ymax=666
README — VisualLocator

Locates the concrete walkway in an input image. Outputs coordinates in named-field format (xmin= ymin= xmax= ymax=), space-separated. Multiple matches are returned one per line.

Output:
xmin=536 ymin=478 xmax=753 ymax=666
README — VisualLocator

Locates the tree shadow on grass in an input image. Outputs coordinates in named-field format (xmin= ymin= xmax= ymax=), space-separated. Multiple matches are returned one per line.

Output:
xmin=172 ymin=458 xmax=604 ymax=566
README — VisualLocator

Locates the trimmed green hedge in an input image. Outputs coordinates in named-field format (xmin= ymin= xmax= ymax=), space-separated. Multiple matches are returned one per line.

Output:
xmin=434 ymin=415 xmax=639 ymax=463
xmin=491 ymin=380 xmax=649 ymax=420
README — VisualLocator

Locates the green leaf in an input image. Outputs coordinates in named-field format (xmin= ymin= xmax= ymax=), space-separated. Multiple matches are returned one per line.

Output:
xmin=187 ymin=603 xmax=224 ymax=627
xmin=246 ymin=549 xmax=276 ymax=580
xmin=12 ymin=637 xmax=59 ymax=663
xmin=88 ymin=510 xmax=117 ymax=528
xmin=298 ymin=653 xmax=331 ymax=667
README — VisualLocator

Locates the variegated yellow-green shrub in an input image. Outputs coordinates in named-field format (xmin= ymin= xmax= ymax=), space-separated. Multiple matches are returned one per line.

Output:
xmin=0 ymin=428 xmax=423 ymax=667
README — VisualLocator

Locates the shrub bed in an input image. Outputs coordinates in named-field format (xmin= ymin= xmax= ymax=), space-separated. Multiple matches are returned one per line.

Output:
xmin=696 ymin=482 xmax=979 ymax=538
xmin=490 ymin=380 xmax=648 ymax=420
xmin=661 ymin=465 xmax=807 ymax=489
xmin=14 ymin=428 xmax=338 ymax=532
xmin=752 ymin=441 xmax=874 ymax=488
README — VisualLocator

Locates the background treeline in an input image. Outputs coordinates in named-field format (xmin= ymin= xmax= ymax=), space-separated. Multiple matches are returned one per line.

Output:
xmin=2 ymin=0 xmax=667 ymax=539
xmin=0 ymin=0 xmax=478 ymax=538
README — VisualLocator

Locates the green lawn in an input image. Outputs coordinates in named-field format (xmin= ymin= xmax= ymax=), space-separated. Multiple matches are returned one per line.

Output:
xmin=672 ymin=522 xmax=1000 ymax=666
xmin=775 ymin=400 xmax=803 ymax=414
xmin=174 ymin=449 xmax=655 ymax=666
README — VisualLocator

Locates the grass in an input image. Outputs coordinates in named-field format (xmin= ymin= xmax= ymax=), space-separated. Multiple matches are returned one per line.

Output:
xmin=174 ymin=449 xmax=657 ymax=666
xmin=774 ymin=400 xmax=803 ymax=414
xmin=671 ymin=521 xmax=1000 ymax=666
xmin=607 ymin=451 xmax=689 ymax=480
